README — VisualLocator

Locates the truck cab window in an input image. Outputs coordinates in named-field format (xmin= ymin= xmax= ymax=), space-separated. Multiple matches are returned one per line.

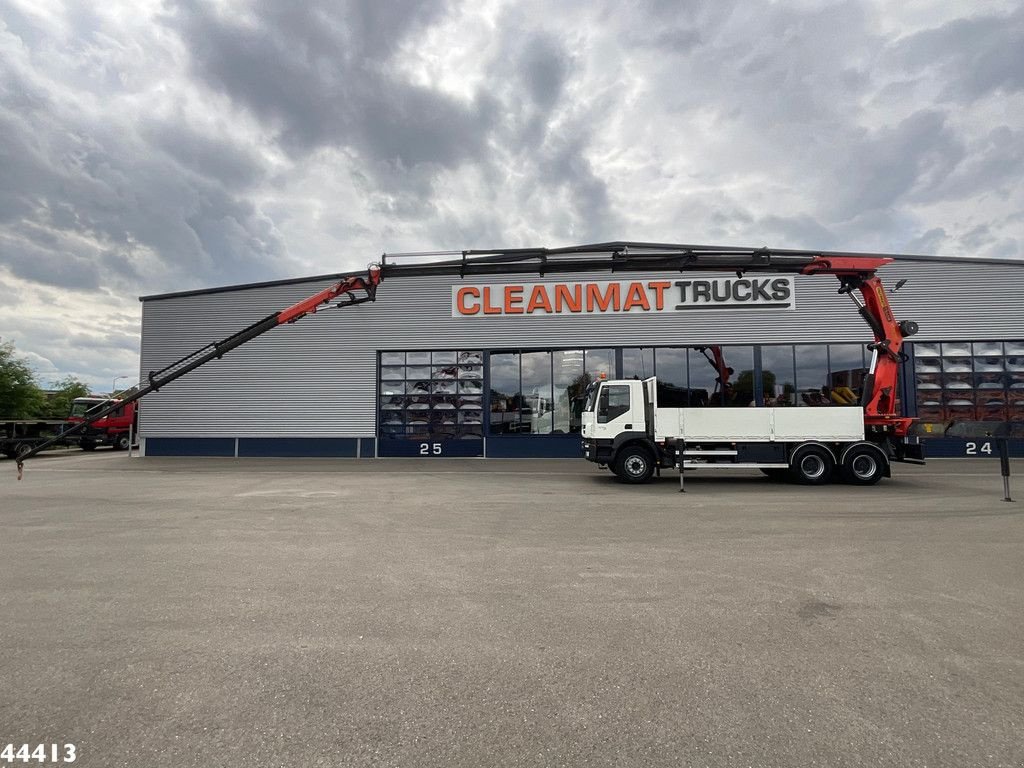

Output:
xmin=598 ymin=385 xmax=631 ymax=423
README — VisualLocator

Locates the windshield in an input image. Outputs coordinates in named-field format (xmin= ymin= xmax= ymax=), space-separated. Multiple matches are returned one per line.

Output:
xmin=584 ymin=382 xmax=600 ymax=413
xmin=69 ymin=400 xmax=110 ymax=418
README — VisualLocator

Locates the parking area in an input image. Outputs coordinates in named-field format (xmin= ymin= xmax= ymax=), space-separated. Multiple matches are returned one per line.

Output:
xmin=2 ymin=453 xmax=1023 ymax=767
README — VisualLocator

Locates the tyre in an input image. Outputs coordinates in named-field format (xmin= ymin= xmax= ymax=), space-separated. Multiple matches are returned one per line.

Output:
xmin=612 ymin=445 xmax=656 ymax=484
xmin=839 ymin=444 xmax=887 ymax=486
xmin=789 ymin=445 xmax=834 ymax=485
xmin=113 ymin=434 xmax=130 ymax=451
xmin=80 ymin=439 xmax=97 ymax=452
xmin=13 ymin=442 xmax=33 ymax=459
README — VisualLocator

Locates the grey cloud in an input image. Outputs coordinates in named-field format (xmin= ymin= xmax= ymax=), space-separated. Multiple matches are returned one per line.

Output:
xmin=168 ymin=0 xmax=491 ymax=168
xmin=519 ymin=34 xmax=570 ymax=110
xmin=0 ymin=43 xmax=292 ymax=295
xmin=757 ymin=215 xmax=837 ymax=249
xmin=905 ymin=227 xmax=947 ymax=255
xmin=141 ymin=118 xmax=265 ymax=188
xmin=828 ymin=110 xmax=964 ymax=218
xmin=917 ymin=126 xmax=1024 ymax=203
xmin=888 ymin=6 xmax=1024 ymax=103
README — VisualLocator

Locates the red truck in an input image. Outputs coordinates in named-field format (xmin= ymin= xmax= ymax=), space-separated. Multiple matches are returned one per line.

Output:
xmin=66 ymin=397 xmax=136 ymax=451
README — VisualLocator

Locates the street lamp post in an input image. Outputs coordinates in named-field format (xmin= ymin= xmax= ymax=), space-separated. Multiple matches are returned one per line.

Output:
xmin=112 ymin=375 xmax=129 ymax=395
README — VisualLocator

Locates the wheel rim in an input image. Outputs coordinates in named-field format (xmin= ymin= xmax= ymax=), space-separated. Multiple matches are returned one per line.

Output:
xmin=851 ymin=453 xmax=877 ymax=480
xmin=800 ymin=454 xmax=826 ymax=480
xmin=624 ymin=455 xmax=647 ymax=476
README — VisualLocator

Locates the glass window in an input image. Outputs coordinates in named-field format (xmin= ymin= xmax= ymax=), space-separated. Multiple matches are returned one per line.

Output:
xmin=688 ymin=347 xmax=721 ymax=406
xmin=622 ymin=347 xmax=654 ymax=380
xmin=654 ymin=348 xmax=686 ymax=389
xmin=724 ymin=346 xmax=755 ymax=407
xmin=654 ymin=348 xmax=692 ymax=406
xmin=585 ymin=348 xmax=615 ymax=381
xmin=942 ymin=342 xmax=972 ymax=357
xmin=913 ymin=340 xmax=1022 ymax=423
xmin=827 ymin=344 xmax=865 ymax=406
xmin=521 ymin=351 xmax=553 ymax=434
xmin=795 ymin=345 xmax=829 ymax=406
xmin=598 ymin=384 xmax=630 ymax=423
xmin=379 ymin=351 xmax=483 ymax=441
xmin=974 ymin=342 xmax=1004 ymax=357
xmin=761 ymin=345 xmax=796 ymax=406
xmin=553 ymin=350 xmax=585 ymax=434
xmin=489 ymin=353 xmax=521 ymax=434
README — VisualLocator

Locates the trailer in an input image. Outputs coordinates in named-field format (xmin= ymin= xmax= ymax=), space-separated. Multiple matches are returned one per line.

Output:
xmin=2 ymin=419 xmax=77 ymax=460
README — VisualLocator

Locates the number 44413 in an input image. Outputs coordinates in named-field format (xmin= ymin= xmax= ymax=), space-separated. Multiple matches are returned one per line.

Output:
xmin=1 ymin=744 xmax=76 ymax=763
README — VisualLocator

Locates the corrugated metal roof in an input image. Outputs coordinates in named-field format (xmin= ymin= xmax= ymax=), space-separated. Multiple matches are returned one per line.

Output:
xmin=139 ymin=245 xmax=1024 ymax=302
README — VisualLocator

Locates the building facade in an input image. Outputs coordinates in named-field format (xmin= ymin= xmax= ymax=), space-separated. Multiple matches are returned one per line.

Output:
xmin=137 ymin=255 xmax=1024 ymax=459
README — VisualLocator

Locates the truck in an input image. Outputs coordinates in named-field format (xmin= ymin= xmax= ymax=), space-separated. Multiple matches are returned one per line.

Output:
xmin=581 ymin=374 xmax=922 ymax=485
xmin=66 ymin=397 xmax=137 ymax=451
xmin=13 ymin=242 xmax=925 ymax=485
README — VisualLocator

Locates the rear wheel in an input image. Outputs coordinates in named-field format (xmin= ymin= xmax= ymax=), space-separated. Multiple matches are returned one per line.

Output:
xmin=113 ymin=434 xmax=130 ymax=451
xmin=13 ymin=442 xmax=33 ymax=459
xmin=789 ymin=445 xmax=834 ymax=485
xmin=613 ymin=445 xmax=655 ymax=484
xmin=80 ymin=439 xmax=97 ymax=452
xmin=840 ymin=444 xmax=887 ymax=486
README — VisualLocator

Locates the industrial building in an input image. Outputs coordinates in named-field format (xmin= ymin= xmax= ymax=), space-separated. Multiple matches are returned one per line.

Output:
xmin=137 ymin=251 xmax=1024 ymax=459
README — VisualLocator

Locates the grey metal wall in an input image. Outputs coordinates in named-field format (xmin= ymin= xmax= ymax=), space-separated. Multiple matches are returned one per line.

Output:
xmin=138 ymin=259 xmax=1024 ymax=438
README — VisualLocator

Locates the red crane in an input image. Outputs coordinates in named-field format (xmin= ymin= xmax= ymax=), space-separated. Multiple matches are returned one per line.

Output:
xmin=15 ymin=242 xmax=920 ymax=478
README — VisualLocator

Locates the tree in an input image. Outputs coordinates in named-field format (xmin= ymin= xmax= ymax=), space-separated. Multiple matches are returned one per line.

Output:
xmin=0 ymin=340 xmax=44 ymax=418
xmin=43 ymin=376 xmax=92 ymax=419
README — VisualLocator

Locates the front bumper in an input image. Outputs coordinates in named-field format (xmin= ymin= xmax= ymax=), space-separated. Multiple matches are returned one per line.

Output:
xmin=582 ymin=438 xmax=614 ymax=464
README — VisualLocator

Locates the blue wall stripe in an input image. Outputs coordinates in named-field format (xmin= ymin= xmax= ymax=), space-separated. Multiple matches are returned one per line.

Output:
xmin=486 ymin=435 xmax=583 ymax=458
xmin=238 ymin=438 xmax=358 ymax=457
xmin=146 ymin=438 xmax=235 ymax=457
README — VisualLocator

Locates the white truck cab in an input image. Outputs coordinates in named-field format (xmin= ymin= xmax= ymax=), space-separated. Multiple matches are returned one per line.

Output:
xmin=582 ymin=376 xmax=911 ymax=486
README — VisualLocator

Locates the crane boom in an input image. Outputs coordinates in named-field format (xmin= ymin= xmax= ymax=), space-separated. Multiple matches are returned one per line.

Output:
xmin=15 ymin=242 xmax=919 ymax=478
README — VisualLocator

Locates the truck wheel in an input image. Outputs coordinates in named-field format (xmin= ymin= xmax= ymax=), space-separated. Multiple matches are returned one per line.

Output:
xmin=80 ymin=439 xmax=97 ymax=452
xmin=840 ymin=444 xmax=886 ymax=486
xmin=13 ymin=442 xmax=33 ymax=459
xmin=613 ymin=445 xmax=655 ymax=484
xmin=789 ymin=445 xmax=834 ymax=485
xmin=113 ymin=434 xmax=130 ymax=451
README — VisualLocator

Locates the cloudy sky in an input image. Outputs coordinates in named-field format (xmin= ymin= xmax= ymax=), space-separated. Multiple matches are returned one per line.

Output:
xmin=1 ymin=0 xmax=1022 ymax=391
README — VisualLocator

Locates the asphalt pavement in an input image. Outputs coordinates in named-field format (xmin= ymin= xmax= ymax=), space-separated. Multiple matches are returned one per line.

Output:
xmin=2 ymin=452 xmax=1022 ymax=767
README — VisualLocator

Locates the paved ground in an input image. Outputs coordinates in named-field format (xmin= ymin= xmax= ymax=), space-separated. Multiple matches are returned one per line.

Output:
xmin=2 ymin=452 xmax=1022 ymax=768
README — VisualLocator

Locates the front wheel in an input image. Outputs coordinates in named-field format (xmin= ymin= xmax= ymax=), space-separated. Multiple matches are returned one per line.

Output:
xmin=840 ymin=445 xmax=887 ymax=485
xmin=613 ymin=445 xmax=656 ymax=484
xmin=113 ymin=434 xmax=130 ymax=451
